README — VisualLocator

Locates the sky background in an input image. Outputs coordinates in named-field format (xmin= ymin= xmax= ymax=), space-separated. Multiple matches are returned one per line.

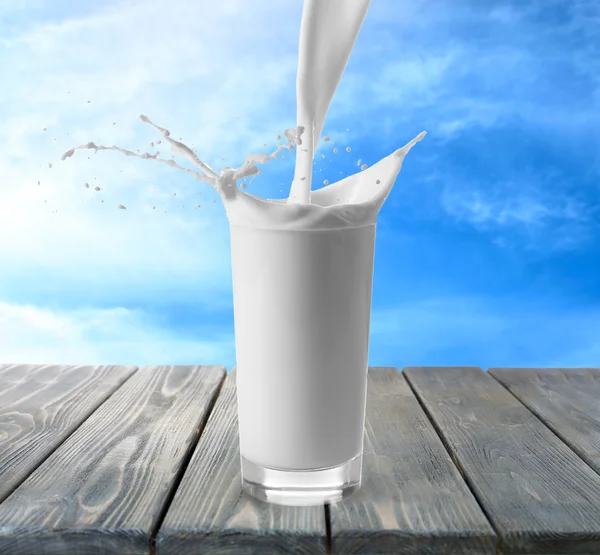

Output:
xmin=0 ymin=0 xmax=599 ymax=371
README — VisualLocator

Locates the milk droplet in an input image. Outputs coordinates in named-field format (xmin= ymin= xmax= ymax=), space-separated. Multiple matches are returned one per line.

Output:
xmin=321 ymin=154 xmax=326 ymax=158
xmin=118 ymin=204 xmax=126 ymax=210
xmin=101 ymin=200 xmax=104 ymax=203
xmin=84 ymin=182 xmax=89 ymax=188
xmin=150 ymin=142 xmax=154 ymax=147
xmin=94 ymin=186 xmax=101 ymax=191
xmin=300 ymin=176 xmax=306 ymax=181
xmin=323 ymin=179 xmax=329 ymax=185
xmin=333 ymin=148 xmax=338 ymax=153
xmin=346 ymin=146 xmax=351 ymax=152
xmin=212 ymin=199 xmax=216 ymax=204
xmin=357 ymin=159 xmax=362 ymax=166
xmin=197 ymin=204 xmax=201 ymax=208
xmin=112 ymin=122 xmax=116 ymax=125
xmin=48 ymin=163 xmax=52 ymax=168
xmin=361 ymin=164 xmax=368 ymax=170
xmin=276 ymin=135 xmax=281 ymax=140
xmin=157 ymin=140 xmax=162 ymax=144
xmin=87 ymin=100 xmax=91 ymax=103
xmin=153 ymin=206 xmax=156 ymax=209
xmin=376 ymin=179 xmax=381 ymax=184
xmin=42 ymin=128 xmax=47 ymax=131
xmin=37 ymin=181 xmax=40 ymax=185
xmin=323 ymin=136 xmax=330 ymax=142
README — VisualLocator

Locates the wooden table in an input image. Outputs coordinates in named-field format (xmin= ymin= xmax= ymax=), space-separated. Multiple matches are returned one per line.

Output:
xmin=1 ymin=365 xmax=599 ymax=555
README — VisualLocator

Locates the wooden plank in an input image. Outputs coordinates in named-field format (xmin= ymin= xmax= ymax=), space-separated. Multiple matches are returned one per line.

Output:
xmin=331 ymin=367 xmax=496 ymax=555
xmin=489 ymin=368 xmax=600 ymax=475
xmin=0 ymin=363 xmax=137 ymax=502
xmin=403 ymin=366 xmax=600 ymax=555
xmin=156 ymin=367 xmax=326 ymax=555
xmin=0 ymin=365 xmax=226 ymax=555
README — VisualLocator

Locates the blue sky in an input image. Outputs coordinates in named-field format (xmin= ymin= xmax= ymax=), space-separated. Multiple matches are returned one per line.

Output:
xmin=0 ymin=0 xmax=598 ymax=370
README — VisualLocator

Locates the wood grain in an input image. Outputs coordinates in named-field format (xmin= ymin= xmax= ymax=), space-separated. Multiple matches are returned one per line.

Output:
xmin=489 ymin=367 xmax=600 ymax=476
xmin=331 ymin=367 xmax=497 ymax=554
xmin=0 ymin=365 xmax=226 ymax=555
xmin=403 ymin=366 xmax=600 ymax=554
xmin=156 ymin=367 xmax=327 ymax=555
xmin=0 ymin=364 xmax=137 ymax=502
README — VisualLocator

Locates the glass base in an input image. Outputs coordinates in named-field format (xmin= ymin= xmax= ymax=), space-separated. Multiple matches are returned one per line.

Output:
xmin=240 ymin=452 xmax=362 ymax=506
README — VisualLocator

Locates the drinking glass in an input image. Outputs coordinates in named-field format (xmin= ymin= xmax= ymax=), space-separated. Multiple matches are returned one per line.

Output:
xmin=230 ymin=222 xmax=375 ymax=506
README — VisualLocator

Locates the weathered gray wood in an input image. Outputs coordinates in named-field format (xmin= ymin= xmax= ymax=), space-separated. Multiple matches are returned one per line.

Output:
xmin=0 ymin=363 xmax=137 ymax=502
xmin=156 ymin=367 xmax=326 ymax=555
xmin=331 ymin=367 xmax=497 ymax=554
xmin=0 ymin=365 xmax=226 ymax=555
xmin=490 ymin=367 xmax=600 ymax=476
xmin=403 ymin=366 xmax=600 ymax=554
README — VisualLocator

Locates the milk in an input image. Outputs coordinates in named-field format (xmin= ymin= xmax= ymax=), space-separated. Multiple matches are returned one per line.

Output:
xmin=61 ymin=0 xmax=426 ymax=481
xmin=232 ymin=224 xmax=375 ymax=470
xmin=62 ymin=118 xmax=425 ymax=232
xmin=289 ymin=0 xmax=371 ymax=204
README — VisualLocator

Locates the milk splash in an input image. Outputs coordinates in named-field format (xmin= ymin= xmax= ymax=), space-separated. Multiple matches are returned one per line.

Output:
xmin=61 ymin=115 xmax=300 ymax=203
xmin=61 ymin=0 xmax=426 ymax=231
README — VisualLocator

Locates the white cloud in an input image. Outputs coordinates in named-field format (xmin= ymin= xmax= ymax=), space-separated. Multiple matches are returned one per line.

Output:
xmin=440 ymin=189 xmax=588 ymax=229
xmin=0 ymin=301 xmax=235 ymax=367
xmin=373 ymin=52 xmax=458 ymax=104
xmin=0 ymin=0 xmax=303 ymax=314
xmin=371 ymin=297 xmax=507 ymax=349
xmin=433 ymin=164 xmax=597 ymax=251
xmin=326 ymin=0 xmax=599 ymax=144
xmin=370 ymin=296 xmax=600 ymax=368
xmin=0 ymin=155 xmax=234 ymax=306
xmin=0 ymin=0 xmax=301 ymax=152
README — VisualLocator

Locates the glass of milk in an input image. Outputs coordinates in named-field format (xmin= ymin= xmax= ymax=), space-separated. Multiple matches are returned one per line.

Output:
xmin=230 ymin=221 xmax=375 ymax=506
xmin=59 ymin=0 xmax=426 ymax=508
